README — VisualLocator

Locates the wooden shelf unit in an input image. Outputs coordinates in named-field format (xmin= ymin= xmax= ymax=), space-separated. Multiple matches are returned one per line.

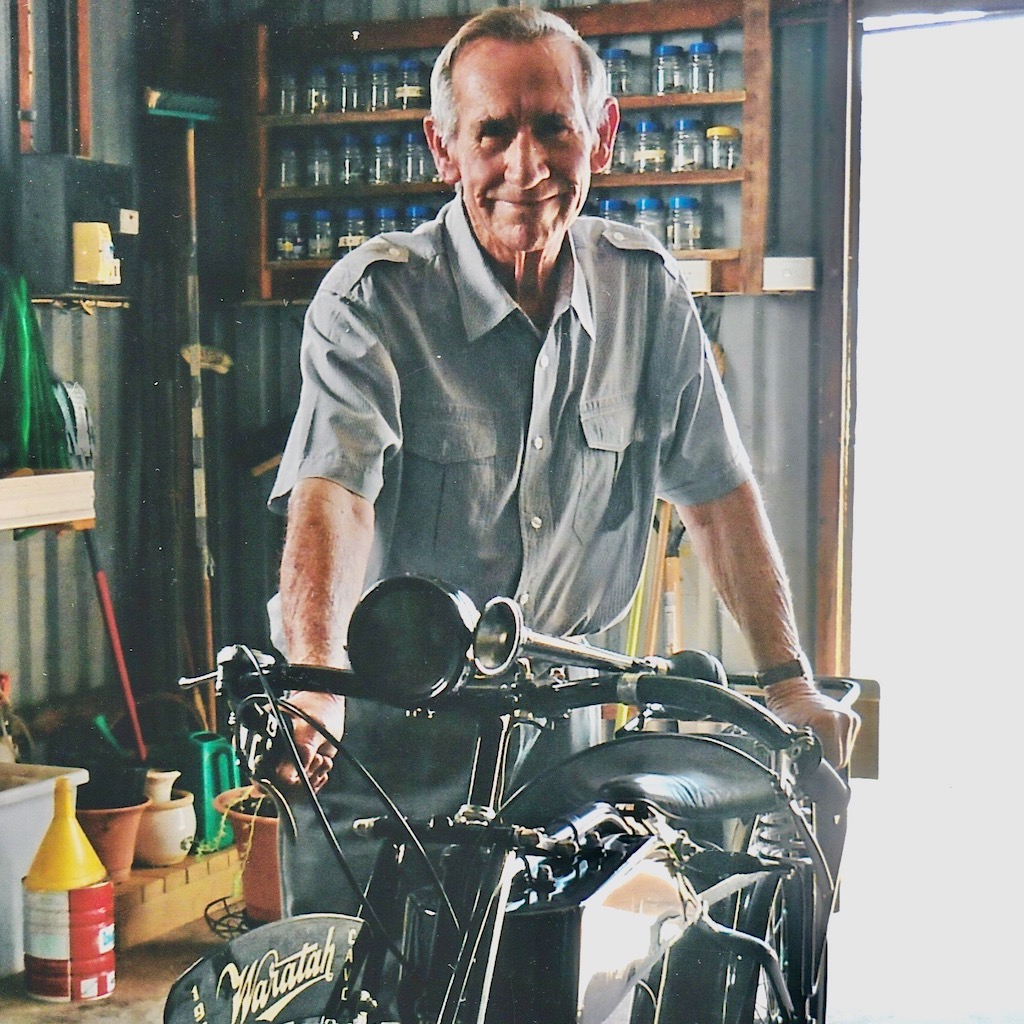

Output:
xmin=241 ymin=0 xmax=771 ymax=300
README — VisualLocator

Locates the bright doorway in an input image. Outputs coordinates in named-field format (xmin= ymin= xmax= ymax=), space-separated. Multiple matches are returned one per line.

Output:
xmin=830 ymin=13 xmax=1024 ymax=1024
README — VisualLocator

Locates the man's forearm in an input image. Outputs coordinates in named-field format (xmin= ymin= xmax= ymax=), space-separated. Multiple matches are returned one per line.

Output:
xmin=279 ymin=476 xmax=375 ymax=667
xmin=677 ymin=480 xmax=803 ymax=671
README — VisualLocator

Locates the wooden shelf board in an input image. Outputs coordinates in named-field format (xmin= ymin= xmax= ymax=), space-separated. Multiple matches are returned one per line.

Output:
xmin=0 ymin=470 xmax=96 ymax=532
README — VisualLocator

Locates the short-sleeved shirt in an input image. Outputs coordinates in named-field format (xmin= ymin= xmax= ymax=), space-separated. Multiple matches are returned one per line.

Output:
xmin=269 ymin=197 xmax=751 ymax=639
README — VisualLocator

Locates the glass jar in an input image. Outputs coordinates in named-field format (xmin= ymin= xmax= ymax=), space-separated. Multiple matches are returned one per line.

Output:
xmin=309 ymin=209 xmax=334 ymax=259
xmin=652 ymin=44 xmax=686 ymax=96
xmin=610 ymin=121 xmax=633 ymax=174
xmin=372 ymin=206 xmax=401 ymax=236
xmin=276 ymin=209 xmax=304 ymax=260
xmin=405 ymin=204 xmax=432 ymax=231
xmin=706 ymin=125 xmax=741 ymax=169
xmin=305 ymin=65 xmax=330 ymax=114
xmin=688 ymin=41 xmax=719 ymax=94
xmin=396 ymin=59 xmax=427 ymax=110
xmin=276 ymin=138 xmax=299 ymax=188
xmin=633 ymin=196 xmax=667 ymax=245
xmin=602 ymin=48 xmax=633 ymax=96
xmin=671 ymin=118 xmax=706 ymax=172
xmin=306 ymin=135 xmax=332 ymax=187
xmin=667 ymin=195 xmax=703 ymax=250
xmin=399 ymin=130 xmax=432 ymax=184
xmin=334 ymin=62 xmax=361 ymax=113
xmin=339 ymin=207 xmax=368 ymax=254
xmin=276 ymin=71 xmax=298 ymax=115
xmin=367 ymin=133 xmax=396 ymax=186
xmin=336 ymin=133 xmax=365 ymax=186
xmin=633 ymin=119 xmax=666 ymax=174
xmin=365 ymin=60 xmax=393 ymax=112
xmin=598 ymin=197 xmax=632 ymax=224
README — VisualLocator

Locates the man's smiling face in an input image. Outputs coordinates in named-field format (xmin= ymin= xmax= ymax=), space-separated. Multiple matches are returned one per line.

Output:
xmin=426 ymin=34 xmax=615 ymax=270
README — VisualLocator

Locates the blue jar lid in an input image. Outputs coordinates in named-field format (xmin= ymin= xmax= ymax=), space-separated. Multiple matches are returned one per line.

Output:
xmin=371 ymin=132 xmax=394 ymax=145
xmin=635 ymin=196 xmax=664 ymax=210
xmin=313 ymin=209 xmax=331 ymax=219
xmin=690 ymin=41 xmax=718 ymax=54
xmin=602 ymin=48 xmax=631 ymax=59
xmin=654 ymin=44 xmax=685 ymax=56
xmin=282 ymin=209 xmax=299 ymax=221
xmin=634 ymin=119 xmax=663 ymax=133
xmin=344 ymin=207 xmax=367 ymax=218
xmin=399 ymin=58 xmax=423 ymax=70
xmin=369 ymin=59 xmax=391 ymax=72
xmin=406 ymin=204 xmax=430 ymax=217
xmin=674 ymin=118 xmax=704 ymax=131
xmin=309 ymin=65 xmax=327 ymax=76
xmin=336 ymin=62 xmax=359 ymax=74
xmin=403 ymin=130 xmax=424 ymax=143
xmin=340 ymin=132 xmax=361 ymax=144
xmin=374 ymin=206 xmax=399 ymax=218
xmin=669 ymin=195 xmax=700 ymax=209
xmin=598 ymin=197 xmax=629 ymax=212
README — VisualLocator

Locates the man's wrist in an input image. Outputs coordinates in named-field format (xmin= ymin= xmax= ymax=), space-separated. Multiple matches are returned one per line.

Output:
xmin=755 ymin=655 xmax=811 ymax=688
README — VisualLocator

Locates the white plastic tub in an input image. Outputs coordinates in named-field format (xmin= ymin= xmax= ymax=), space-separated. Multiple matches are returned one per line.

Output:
xmin=0 ymin=763 xmax=89 ymax=976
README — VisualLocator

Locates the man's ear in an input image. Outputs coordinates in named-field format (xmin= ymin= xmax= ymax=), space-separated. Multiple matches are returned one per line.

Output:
xmin=424 ymin=115 xmax=461 ymax=185
xmin=590 ymin=97 xmax=620 ymax=175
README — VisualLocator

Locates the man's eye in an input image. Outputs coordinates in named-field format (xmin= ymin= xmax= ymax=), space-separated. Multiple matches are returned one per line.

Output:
xmin=479 ymin=122 xmax=513 ymax=142
xmin=535 ymin=116 xmax=571 ymax=138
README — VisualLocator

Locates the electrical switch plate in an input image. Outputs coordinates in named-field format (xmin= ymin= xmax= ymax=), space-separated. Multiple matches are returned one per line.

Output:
xmin=119 ymin=208 xmax=140 ymax=235
xmin=762 ymin=257 xmax=816 ymax=292
xmin=677 ymin=259 xmax=712 ymax=294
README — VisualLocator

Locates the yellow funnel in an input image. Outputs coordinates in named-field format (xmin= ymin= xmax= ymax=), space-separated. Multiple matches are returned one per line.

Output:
xmin=24 ymin=777 xmax=107 ymax=891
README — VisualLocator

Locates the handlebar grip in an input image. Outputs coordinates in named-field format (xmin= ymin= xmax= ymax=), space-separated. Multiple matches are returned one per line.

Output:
xmin=633 ymin=674 xmax=800 ymax=753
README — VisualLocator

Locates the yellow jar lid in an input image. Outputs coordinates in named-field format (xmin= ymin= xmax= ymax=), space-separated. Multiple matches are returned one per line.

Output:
xmin=706 ymin=125 xmax=741 ymax=138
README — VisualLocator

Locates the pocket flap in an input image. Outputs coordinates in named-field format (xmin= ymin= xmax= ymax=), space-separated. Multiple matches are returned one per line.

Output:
xmin=580 ymin=395 xmax=636 ymax=453
xmin=403 ymin=405 xmax=498 ymax=463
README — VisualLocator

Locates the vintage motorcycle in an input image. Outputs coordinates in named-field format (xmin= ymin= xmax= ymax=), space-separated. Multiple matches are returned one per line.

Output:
xmin=165 ymin=574 xmax=859 ymax=1024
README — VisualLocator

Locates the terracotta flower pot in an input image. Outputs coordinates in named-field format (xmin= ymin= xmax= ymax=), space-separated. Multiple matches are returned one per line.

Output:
xmin=213 ymin=786 xmax=281 ymax=922
xmin=76 ymin=798 xmax=151 ymax=883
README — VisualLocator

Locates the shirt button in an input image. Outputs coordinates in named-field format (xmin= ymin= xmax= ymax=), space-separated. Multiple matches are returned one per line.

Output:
xmin=387 ymin=246 xmax=402 ymax=257
xmin=613 ymin=231 xmax=625 ymax=241
xmin=539 ymin=354 xmax=550 ymax=369
xmin=529 ymin=515 xmax=543 ymax=530
xmin=532 ymin=436 xmax=544 ymax=450
xmin=519 ymin=592 xmax=530 ymax=606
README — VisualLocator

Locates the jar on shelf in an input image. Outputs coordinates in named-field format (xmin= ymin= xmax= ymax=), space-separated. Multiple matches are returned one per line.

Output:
xmin=598 ymin=197 xmax=632 ymax=224
xmin=276 ymin=138 xmax=299 ymax=188
xmin=365 ymin=60 xmax=393 ymax=112
xmin=706 ymin=125 xmax=741 ymax=169
xmin=671 ymin=118 xmax=706 ymax=172
xmin=667 ymin=195 xmax=703 ymax=250
xmin=367 ymin=133 xmax=396 ymax=185
xmin=633 ymin=196 xmax=667 ymax=245
xmin=652 ymin=44 xmax=686 ymax=96
xmin=276 ymin=209 xmax=304 ymax=260
xmin=275 ymin=71 xmax=298 ymax=115
xmin=305 ymin=65 xmax=330 ymax=114
xmin=405 ymin=204 xmax=432 ymax=231
xmin=309 ymin=209 xmax=334 ymax=259
xmin=336 ymin=133 xmax=366 ymax=186
xmin=609 ymin=121 xmax=633 ymax=174
xmin=396 ymin=59 xmax=427 ymax=110
xmin=334 ymin=62 xmax=361 ymax=113
xmin=602 ymin=48 xmax=634 ymax=96
xmin=688 ymin=42 xmax=719 ymax=94
xmin=339 ymin=207 xmax=368 ymax=254
xmin=633 ymin=119 xmax=666 ymax=174
xmin=306 ymin=135 xmax=333 ymax=187
xmin=399 ymin=130 xmax=432 ymax=184
xmin=372 ymin=206 xmax=401 ymax=236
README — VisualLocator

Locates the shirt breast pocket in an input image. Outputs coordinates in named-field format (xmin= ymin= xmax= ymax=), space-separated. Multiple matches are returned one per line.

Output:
xmin=572 ymin=396 xmax=639 ymax=543
xmin=400 ymin=405 xmax=499 ymax=553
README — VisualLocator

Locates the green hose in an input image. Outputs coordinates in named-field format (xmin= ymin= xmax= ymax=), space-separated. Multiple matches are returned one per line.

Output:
xmin=0 ymin=267 xmax=70 ymax=471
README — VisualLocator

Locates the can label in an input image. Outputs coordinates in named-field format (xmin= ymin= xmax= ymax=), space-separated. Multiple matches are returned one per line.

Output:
xmin=23 ymin=882 xmax=115 ymax=1002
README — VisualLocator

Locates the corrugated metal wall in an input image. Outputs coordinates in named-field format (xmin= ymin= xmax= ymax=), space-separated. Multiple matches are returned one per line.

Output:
xmin=1 ymin=0 xmax=830 ymax=715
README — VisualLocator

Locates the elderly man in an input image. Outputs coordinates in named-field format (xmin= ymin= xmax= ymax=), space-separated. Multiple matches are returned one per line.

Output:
xmin=267 ymin=5 xmax=858 ymax=915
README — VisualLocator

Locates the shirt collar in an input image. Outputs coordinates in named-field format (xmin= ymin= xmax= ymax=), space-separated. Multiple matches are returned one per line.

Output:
xmin=442 ymin=196 xmax=596 ymax=343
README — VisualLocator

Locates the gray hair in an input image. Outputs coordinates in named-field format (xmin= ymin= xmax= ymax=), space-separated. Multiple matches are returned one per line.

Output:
xmin=429 ymin=6 xmax=609 ymax=144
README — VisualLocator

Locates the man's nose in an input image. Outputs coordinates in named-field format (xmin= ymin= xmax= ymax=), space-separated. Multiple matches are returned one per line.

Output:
xmin=505 ymin=129 xmax=548 ymax=187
